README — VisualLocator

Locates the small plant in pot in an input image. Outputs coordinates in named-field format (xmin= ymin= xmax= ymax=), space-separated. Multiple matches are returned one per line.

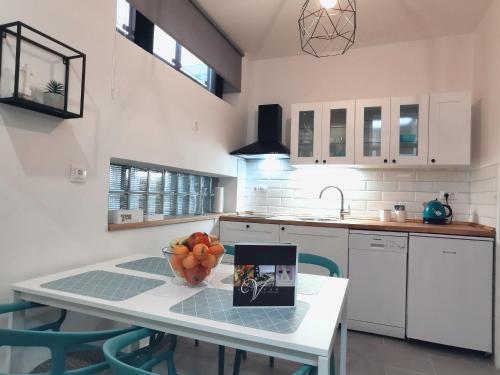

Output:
xmin=43 ymin=80 xmax=65 ymax=109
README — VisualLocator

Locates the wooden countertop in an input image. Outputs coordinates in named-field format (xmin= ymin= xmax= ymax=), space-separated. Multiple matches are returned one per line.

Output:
xmin=220 ymin=215 xmax=496 ymax=238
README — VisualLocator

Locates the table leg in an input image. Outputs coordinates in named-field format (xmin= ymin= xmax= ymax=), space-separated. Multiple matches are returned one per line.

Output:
xmin=339 ymin=303 xmax=348 ymax=375
xmin=317 ymin=356 xmax=330 ymax=375
xmin=8 ymin=292 xmax=26 ymax=373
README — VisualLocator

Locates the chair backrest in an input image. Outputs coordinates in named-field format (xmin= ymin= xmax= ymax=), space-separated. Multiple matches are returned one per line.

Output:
xmin=223 ymin=244 xmax=235 ymax=256
xmin=223 ymin=244 xmax=342 ymax=277
xmin=103 ymin=328 xmax=177 ymax=375
xmin=0 ymin=301 xmax=135 ymax=375
xmin=298 ymin=253 xmax=342 ymax=277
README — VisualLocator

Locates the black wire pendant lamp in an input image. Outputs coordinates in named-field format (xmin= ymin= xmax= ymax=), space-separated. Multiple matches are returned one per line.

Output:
xmin=299 ymin=0 xmax=357 ymax=58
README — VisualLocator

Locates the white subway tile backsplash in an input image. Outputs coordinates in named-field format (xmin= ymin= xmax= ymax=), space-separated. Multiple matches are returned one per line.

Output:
xmin=241 ymin=160 xmax=496 ymax=227
xmin=470 ymin=164 xmax=497 ymax=181
xmin=416 ymin=170 xmax=451 ymax=182
xmin=344 ymin=190 xmax=382 ymax=201
xmin=470 ymin=192 xmax=497 ymax=205
xmin=356 ymin=170 xmax=383 ymax=181
xmin=266 ymin=189 xmax=294 ymax=198
xmin=451 ymin=171 xmax=470 ymax=182
xmin=470 ymin=178 xmax=497 ymax=193
xmin=398 ymin=181 xmax=433 ymax=192
xmin=383 ymin=170 xmax=415 ymax=182
xmin=382 ymin=191 xmax=415 ymax=201
xmin=367 ymin=181 xmax=398 ymax=191
xmin=432 ymin=182 xmax=470 ymax=193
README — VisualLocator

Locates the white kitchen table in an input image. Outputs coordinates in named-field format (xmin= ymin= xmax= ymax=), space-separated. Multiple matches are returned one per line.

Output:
xmin=9 ymin=254 xmax=348 ymax=375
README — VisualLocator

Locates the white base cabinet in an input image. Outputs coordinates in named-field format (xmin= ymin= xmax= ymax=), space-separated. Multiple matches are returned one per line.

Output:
xmin=219 ymin=221 xmax=348 ymax=277
xmin=407 ymin=233 xmax=493 ymax=352
xmin=279 ymin=225 xmax=348 ymax=277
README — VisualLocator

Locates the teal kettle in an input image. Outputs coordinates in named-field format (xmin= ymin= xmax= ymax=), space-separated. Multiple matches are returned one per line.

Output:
xmin=423 ymin=199 xmax=453 ymax=224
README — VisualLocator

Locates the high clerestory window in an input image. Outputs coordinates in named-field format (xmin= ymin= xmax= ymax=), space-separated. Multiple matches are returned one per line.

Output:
xmin=115 ymin=0 xmax=222 ymax=96
xmin=108 ymin=163 xmax=218 ymax=216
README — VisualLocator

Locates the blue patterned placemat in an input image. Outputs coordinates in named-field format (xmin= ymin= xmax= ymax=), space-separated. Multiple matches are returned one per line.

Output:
xmin=220 ymin=273 xmax=323 ymax=295
xmin=116 ymin=257 xmax=173 ymax=277
xmin=170 ymin=288 xmax=309 ymax=334
xmin=41 ymin=270 xmax=165 ymax=301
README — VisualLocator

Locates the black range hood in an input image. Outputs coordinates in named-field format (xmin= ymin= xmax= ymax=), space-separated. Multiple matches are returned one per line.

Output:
xmin=231 ymin=104 xmax=290 ymax=159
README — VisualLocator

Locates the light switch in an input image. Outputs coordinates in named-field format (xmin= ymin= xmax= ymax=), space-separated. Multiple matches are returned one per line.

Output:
xmin=70 ymin=164 xmax=87 ymax=183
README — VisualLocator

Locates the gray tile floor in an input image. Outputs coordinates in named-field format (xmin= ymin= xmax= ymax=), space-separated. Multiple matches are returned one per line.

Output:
xmin=170 ymin=331 xmax=500 ymax=375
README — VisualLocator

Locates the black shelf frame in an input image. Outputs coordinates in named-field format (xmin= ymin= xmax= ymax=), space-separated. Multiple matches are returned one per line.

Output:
xmin=0 ymin=21 xmax=86 ymax=119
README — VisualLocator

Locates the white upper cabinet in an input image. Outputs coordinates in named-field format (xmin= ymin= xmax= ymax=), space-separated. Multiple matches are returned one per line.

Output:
xmin=321 ymin=101 xmax=356 ymax=164
xmin=290 ymin=92 xmax=471 ymax=167
xmin=290 ymin=103 xmax=323 ymax=165
xmin=390 ymin=95 xmax=429 ymax=166
xmin=355 ymin=98 xmax=391 ymax=165
xmin=428 ymin=92 xmax=471 ymax=166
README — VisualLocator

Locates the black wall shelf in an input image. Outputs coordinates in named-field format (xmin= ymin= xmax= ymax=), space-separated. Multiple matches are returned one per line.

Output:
xmin=0 ymin=21 xmax=86 ymax=119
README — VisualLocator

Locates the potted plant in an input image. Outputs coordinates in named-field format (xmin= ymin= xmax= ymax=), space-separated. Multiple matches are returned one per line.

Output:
xmin=43 ymin=80 xmax=65 ymax=109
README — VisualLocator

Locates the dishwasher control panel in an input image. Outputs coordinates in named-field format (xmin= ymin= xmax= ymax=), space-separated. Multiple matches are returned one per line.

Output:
xmin=349 ymin=230 xmax=408 ymax=252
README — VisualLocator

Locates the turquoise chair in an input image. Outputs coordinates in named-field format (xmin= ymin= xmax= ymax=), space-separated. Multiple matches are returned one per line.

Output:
xmin=103 ymin=327 xmax=313 ymax=375
xmin=103 ymin=328 xmax=177 ymax=374
xmin=232 ymin=251 xmax=342 ymax=375
xmin=0 ymin=301 xmax=141 ymax=375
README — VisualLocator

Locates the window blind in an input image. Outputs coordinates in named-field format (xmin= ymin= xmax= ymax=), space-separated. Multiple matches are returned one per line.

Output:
xmin=108 ymin=164 xmax=218 ymax=216
xmin=127 ymin=0 xmax=243 ymax=91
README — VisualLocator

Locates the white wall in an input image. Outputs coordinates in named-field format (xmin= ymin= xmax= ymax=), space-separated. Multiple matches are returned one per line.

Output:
xmin=245 ymin=34 xmax=474 ymax=146
xmin=472 ymin=0 xmax=500 ymax=366
xmin=0 ymin=1 xmax=245 ymax=368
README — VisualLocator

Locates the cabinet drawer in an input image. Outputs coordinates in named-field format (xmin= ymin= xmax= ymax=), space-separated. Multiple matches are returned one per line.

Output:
xmin=219 ymin=221 xmax=280 ymax=244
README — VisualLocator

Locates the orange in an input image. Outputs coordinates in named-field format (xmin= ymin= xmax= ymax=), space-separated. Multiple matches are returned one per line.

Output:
xmin=182 ymin=254 xmax=200 ymax=269
xmin=201 ymin=254 xmax=217 ymax=268
xmin=208 ymin=243 xmax=224 ymax=256
xmin=193 ymin=243 xmax=209 ymax=260
xmin=172 ymin=245 xmax=189 ymax=258
xmin=170 ymin=255 xmax=185 ymax=277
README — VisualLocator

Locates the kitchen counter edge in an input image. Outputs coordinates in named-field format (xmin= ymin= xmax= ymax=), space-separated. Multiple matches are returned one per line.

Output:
xmin=219 ymin=215 xmax=496 ymax=238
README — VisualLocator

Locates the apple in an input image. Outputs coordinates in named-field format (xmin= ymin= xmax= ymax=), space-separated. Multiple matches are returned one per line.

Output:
xmin=187 ymin=232 xmax=211 ymax=250
xmin=184 ymin=265 xmax=207 ymax=285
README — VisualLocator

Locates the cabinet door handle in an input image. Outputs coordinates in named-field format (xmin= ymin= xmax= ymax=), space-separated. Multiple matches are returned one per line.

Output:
xmin=281 ymin=227 xmax=285 ymax=231
xmin=323 ymin=160 xmax=326 ymax=164
xmin=384 ymin=159 xmax=388 ymax=163
xmin=431 ymin=158 xmax=436 ymax=163
xmin=246 ymin=224 xmax=250 ymax=229
xmin=315 ymin=159 xmax=319 ymax=164
xmin=392 ymin=159 xmax=396 ymax=164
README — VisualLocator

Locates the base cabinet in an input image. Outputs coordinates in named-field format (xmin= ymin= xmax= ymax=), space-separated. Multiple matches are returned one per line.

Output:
xmin=279 ymin=225 xmax=348 ymax=277
xmin=407 ymin=234 xmax=493 ymax=352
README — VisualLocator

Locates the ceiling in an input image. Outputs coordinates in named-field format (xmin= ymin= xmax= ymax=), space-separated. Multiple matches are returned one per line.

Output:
xmin=195 ymin=0 xmax=492 ymax=60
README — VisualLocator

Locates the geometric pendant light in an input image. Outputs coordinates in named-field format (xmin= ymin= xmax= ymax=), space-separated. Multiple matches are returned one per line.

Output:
xmin=299 ymin=0 xmax=357 ymax=58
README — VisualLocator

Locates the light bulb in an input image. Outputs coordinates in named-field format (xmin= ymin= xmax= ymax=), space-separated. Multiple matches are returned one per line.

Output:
xmin=320 ymin=0 xmax=337 ymax=8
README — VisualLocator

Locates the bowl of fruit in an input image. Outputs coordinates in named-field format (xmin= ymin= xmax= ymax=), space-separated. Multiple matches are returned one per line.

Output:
xmin=162 ymin=232 xmax=225 ymax=287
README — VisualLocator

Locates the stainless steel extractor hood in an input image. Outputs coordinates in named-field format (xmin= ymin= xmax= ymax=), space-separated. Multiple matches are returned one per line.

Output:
xmin=230 ymin=104 xmax=290 ymax=159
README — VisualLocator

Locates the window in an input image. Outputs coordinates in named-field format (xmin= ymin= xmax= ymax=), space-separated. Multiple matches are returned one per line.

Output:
xmin=116 ymin=0 xmax=132 ymax=37
xmin=116 ymin=0 xmax=220 ymax=95
xmin=153 ymin=25 xmax=177 ymax=66
xmin=109 ymin=163 xmax=218 ymax=216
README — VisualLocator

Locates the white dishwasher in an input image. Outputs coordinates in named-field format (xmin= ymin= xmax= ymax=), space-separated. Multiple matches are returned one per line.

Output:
xmin=407 ymin=233 xmax=493 ymax=352
xmin=348 ymin=230 xmax=408 ymax=338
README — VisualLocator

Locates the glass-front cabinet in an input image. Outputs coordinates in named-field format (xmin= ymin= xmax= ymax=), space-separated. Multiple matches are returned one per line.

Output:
xmin=290 ymin=103 xmax=323 ymax=165
xmin=390 ymin=95 xmax=429 ymax=165
xmin=355 ymin=98 xmax=391 ymax=165
xmin=321 ymin=101 xmax=355 ymax=164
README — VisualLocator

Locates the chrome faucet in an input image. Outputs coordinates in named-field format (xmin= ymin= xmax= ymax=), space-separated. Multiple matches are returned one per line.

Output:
xmin=319 ymin=185 xmax=350 ymax=220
